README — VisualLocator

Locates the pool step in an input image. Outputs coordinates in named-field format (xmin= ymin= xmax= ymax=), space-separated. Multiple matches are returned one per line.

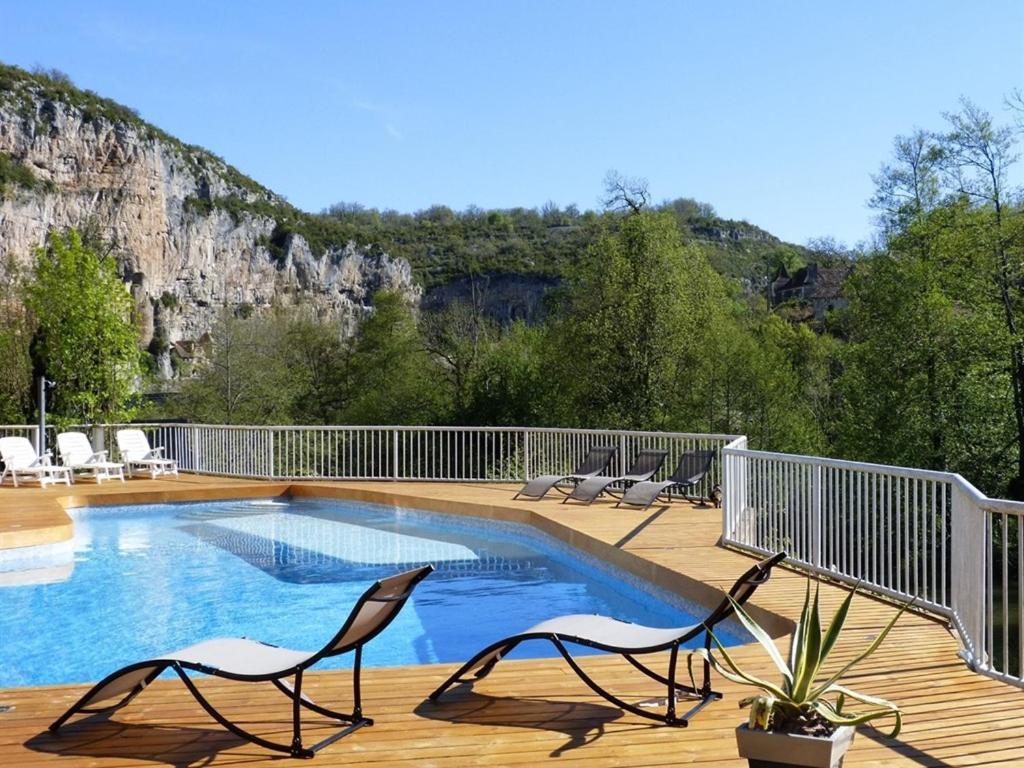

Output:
xmin=174 ymin=501 xmax=290 ymax=521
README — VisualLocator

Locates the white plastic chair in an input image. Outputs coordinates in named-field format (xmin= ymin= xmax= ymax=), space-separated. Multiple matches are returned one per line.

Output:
xmin=57 ymin=431 xmax=125 ymax=484
xmin=115 ymin=429 xmax=178 ymax=479
xmin=0 ymin=436 xmax=72 ymax=488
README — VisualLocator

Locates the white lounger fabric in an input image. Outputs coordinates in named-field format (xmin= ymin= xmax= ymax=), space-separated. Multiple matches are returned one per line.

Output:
xmin=51 ymin=565 xmax=434 ymax=758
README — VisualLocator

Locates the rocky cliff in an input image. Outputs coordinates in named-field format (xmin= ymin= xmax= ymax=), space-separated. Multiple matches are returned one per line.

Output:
xmin=0 ymin=66 xmax=418 ymax=376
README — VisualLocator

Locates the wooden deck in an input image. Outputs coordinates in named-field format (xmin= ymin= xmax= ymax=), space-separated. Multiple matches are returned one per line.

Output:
xmin=0 ymin=476 xmax=1021 ymax=766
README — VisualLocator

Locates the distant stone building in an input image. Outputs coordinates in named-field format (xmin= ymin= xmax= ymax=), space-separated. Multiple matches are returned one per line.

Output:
xmin=769 ymin=263 xmax=852 ymax=320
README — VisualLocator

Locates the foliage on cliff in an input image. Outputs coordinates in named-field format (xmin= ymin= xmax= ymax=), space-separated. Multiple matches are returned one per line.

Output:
xmin=0 ymin=62 xmax=271 ymax=200
xmin=0 ymin=61 xmax=802 ymax=289
xmin=23 ymin=230 xmax=141 ymax=424
xmin=2 ymin=62 xmax=1022 ymax=496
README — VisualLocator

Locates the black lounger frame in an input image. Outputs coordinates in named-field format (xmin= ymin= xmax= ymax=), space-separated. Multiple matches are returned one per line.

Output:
xmin=429 ymin=552 xmax=785 ymax=727
xmin=50 ymin=565 xmax=434 ymax=759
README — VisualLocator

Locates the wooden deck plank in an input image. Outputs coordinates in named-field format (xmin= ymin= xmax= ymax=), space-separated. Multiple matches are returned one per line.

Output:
xmin=0 ymin=476 xmax=1020 ymax=766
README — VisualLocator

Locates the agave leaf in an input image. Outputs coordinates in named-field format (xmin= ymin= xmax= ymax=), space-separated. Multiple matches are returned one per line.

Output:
xmin=792 ymin=585 xmax=823 ymax=702
xmin=788 ymin=581 xmax=811 ymax=672
xmin=690 ymin=648 xmax=768 ymax=689
xmin=748 ymin=695 xmax=775 ymax=730
xmin=826 ymin=683 xmax=901 ymax=713
xmin=819 ymin=588 xmax=855 ymax=663
xmin=697 ymin=637 xmax=791 ymax=700
xmin=812 ymin=700 xmax=902 ymax=738
xmin=725 ymin=596 xmax=794 ymax=687
xmin=808 ymin=598 xmax=913 ymax=701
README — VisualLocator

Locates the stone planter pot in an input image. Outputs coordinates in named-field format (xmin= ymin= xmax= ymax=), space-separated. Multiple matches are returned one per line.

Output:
xmin=735 ymin=724 xmax=856 ymax=768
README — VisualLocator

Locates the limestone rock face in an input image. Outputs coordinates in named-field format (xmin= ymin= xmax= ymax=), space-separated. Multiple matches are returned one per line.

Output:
xmin=0 ymin=92 xmax=419 ymax=370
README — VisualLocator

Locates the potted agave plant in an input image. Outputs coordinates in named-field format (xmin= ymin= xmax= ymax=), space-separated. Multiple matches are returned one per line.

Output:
xmin=690 ymin=581 xmax=908 ymax=768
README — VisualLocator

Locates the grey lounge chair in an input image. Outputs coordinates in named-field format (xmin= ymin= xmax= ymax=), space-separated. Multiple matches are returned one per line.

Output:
xmin=429 ymin=552 xmax=786 ymax=726
xmin=51 ymin=565 xmax=433 ymax=758
xmin=513 ymin=445 xmax=618 ymax=500
xmin=615 ymin=450 xmax=715 ymax=510
xmin=561 ymin=448 xmax=668 ymax=505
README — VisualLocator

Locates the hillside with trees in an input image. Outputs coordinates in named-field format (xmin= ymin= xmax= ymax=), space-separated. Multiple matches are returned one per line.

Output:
xmin=1 ymin=63 xmax=1021 ymax=500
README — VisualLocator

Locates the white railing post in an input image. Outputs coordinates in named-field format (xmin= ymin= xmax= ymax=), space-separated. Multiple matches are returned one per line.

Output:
xmin=722 ymin=441 xmax=748 ymax=545
xmin=392 ymin=429 xmax=400 ymax=481
xmin=91 ymin=425 xmax=105 ymax=460
xmin=810 ymin=462 xmax=823 ymax=568
xmin=951 ymin=484 xmax=986 ymax=668
xmin=523 ymin=429 xmax=531 ymax=481
xmin=722 ymin=450 xmax=734 ymax=541
xmin=192 ymin=426 xmax=201 ymax=474
xmin=267 ymin=428 xmax=275 ymax=479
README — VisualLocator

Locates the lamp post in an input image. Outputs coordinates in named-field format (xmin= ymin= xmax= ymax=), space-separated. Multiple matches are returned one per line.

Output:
xmin=36 ymin=377 xmax=55 ymax=456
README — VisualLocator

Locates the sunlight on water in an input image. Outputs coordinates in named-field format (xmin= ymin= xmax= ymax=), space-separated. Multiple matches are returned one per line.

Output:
xmin=0 ymin=497 xmax=749 ymax=687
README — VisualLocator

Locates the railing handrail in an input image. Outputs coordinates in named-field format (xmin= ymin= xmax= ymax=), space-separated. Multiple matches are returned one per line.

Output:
xmin=725 ymin=446 xmax=1024 ymax=516
xmin=94 ymin=422 xmax=744 ymax=441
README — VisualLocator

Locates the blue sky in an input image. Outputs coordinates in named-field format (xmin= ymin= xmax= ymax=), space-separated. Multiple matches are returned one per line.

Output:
xmin=3 ymin=1 xmax=1022 ymax=245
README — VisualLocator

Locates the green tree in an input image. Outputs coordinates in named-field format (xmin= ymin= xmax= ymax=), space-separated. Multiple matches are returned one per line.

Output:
xmin=852 ymin=100 xmax=1024 ymax=495
xmin=422 ymin=298 xmax=494 ymax=420
xmin=676 ymin=309 xmax=831 ymax=453
xmin=334 ymin=291 xmax=448 ymax=425
xmin=175 ymin=311 xmax=302 ymax=424
xmin=463 ymin=321 xmax=545 ymax=426
xmin=542 ymin=210 xmax=723 ymax=429
xmin=0 ymin=256 xmax=32 ymax=421
xmin=24 ymin=230 xmax=140 ymax=424
xmin=937 ymin=99 xmax=1024 ymax=493
xmin=835 ymin=204 xmax=1015 ymax=494
xmin=282 ymin=314 xmax=348 ymax=424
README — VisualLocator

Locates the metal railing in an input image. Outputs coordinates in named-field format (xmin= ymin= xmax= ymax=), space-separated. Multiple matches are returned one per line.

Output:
xmin=722 ymin=445 xmax=1024 ymax=688
xmin=71 ymin=424 xmax=742 ymax=499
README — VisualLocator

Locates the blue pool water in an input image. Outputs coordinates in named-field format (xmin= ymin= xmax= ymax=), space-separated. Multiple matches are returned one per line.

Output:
xmin=0 ymin=497 xmax=748 ymax=687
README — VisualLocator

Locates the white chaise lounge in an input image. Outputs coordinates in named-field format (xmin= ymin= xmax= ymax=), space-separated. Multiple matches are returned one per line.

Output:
xmin=0 ymin=436 xmax=72 ymax=488
xmin=57 ymin=431 xmax=125 ymax=484
xmin=116 ymin=428 xmax=179 ymax=479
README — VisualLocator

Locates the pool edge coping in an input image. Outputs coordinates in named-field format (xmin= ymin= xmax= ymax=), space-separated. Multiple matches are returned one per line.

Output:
xmin=0 ymin=476 xmax=794 ymax=639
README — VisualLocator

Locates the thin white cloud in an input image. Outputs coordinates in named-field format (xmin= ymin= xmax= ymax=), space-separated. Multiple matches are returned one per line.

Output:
xmin=351 ymin=99 xmax=403 ymax=141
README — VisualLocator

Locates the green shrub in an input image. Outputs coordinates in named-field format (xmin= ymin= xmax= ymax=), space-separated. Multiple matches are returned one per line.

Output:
xmin=0 ymin=152 xmax=39 ymax=198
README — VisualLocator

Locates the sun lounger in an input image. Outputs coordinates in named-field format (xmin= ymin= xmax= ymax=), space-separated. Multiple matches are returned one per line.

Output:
xmin=562 ymin=448 xmax=668 ymax=504
xmin=429 ymin=553 xmax=785 ymax=725
xmin=513 ymin=445 xmax=618 ymax=500
xmin=116 ymin=428 xmax=179 ymax=479
xmin=57 ymin=431 xmax=125 ymax=484
xmin=50 ymin=565 xmax=434 ymax=757
xmin=615 ymin=449 xmax=715 ymax=510
xmin=0 ymin=436 xmax=72 ymax=488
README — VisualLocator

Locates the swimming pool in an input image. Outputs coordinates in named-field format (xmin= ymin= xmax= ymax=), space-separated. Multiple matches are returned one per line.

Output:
xmin=0 ymin=497 xmax=748 ymax=687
